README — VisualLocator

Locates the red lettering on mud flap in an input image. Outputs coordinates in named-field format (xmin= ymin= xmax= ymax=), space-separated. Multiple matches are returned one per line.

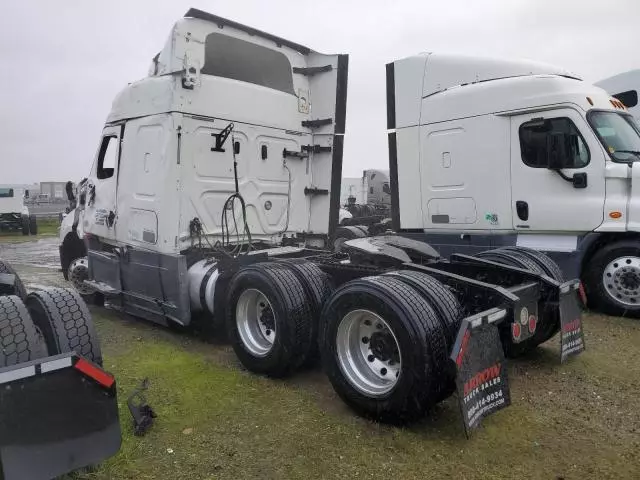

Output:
xmin=559 ymin=288 xmax=586 ymax=362
xmin=452 ymin=317 xmax=511 ymax=436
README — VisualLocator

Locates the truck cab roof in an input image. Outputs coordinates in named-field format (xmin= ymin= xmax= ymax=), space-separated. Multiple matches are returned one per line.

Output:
xmin=106 ymin=10 xmax=327 ymax=131
xmin=420 ymin=74 xmax=619 ymax=125
xmin=390 ymin=52 xmax=582 ymax=128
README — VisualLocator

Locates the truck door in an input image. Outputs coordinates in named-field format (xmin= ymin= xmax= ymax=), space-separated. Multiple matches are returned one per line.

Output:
xmin=510 ymin=110 xmax=606 ymax=233
xmin=84 ymin=125 xmax=121 ymax=241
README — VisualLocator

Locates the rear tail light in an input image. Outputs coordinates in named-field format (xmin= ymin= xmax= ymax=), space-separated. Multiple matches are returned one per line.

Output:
xmin=74 ymin=358 xmax=115 ymax=388
xmin=512 ymin=322 xmax=521 ymax=340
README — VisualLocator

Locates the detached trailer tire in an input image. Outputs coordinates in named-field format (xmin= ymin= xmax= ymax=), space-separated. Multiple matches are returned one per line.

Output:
xmin=25 ymin=288 xmax=103 ymax=365
xmin=0 ymin=295 xmax=47 ymax=367
xmin=319 ymin=276 xmax=450 ymax=424
xmin=0 ymin=258 xmax=27 ymax=300
xmin=583 ymin=240 xmax=640 ymax=318
xmin=226 ymin=263 xmax=314 ymax=377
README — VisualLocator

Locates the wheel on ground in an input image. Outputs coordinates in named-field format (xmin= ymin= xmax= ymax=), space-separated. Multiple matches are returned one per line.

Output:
xmin=67 ymin=257 xmax=102 ymax=304
xmin=475 ymin=249 xmax=547 ymax=357
xmin=276 ymin=259 xmax=334 ymax=365
xmin=499 ymin=246 xmax=565 ymax=343
xmin=0 ymin=258 xmax=27 ymax=300
xmin=0 ymin=295 xmax=48 ymax=367
xmin=29 ymin=214 xmax=37 ymax=235
xmin=500 ymin=246 xmax=564 ymax=281
xmin=583 ymin=240 xmax=640 ymax=317
xmin=24 ymin=287 xmax=103 ymax=365
xmin=382 ymin=270 xmax=461 ymax=349
xmin=226 ymin=263 xmax=314 ymax=377
xmin=21 ymin=215 xmax=29 ymax=236
xmin=319 ymin=275 xmax=450 ymax=424
xmin=332 ymin=225 xmax=367 ymax=253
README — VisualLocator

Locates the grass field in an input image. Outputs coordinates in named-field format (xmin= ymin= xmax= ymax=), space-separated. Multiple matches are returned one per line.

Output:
xmin=0 ymin=217 xmax=59 ymax=241
xmin=66 ymin=307 xmax=640 ymax=480
xmin=2 ymin=234 xmax=638 ymax=479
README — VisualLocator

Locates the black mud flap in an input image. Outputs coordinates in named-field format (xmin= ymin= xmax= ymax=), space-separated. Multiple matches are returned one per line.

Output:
xmin=558 ymin=280 xmax=585 ymax=362
xmin=450 ymin=308 xmax=512 ymax=438
xmin=0 ymin=353 xmax=121 ymax=480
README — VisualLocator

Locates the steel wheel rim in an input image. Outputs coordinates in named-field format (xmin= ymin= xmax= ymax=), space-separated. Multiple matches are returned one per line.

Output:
xmin=336 ymin=309 xmax=402 ymax=397
xmin=603 ymin=256 xmax=640 ymax=306
xmin=236 ymin=288 xmax=276 ymax=357
xmin=69 ymin=257 xmax=94 ymax=295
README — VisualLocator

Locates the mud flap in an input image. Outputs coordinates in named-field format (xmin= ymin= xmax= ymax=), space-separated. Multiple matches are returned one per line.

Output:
xmin=0 ymin=353 xmax=121 ymax=480
xmin=450 ymin=308 xmax=512 ymax=437
xmin=558 ymin=280 xmax=585 ymax=362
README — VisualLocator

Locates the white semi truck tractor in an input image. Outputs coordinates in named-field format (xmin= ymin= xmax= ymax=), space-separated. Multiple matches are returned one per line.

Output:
xmin=59 ymin=9 xmax=584 ymax=427
xmin=387 ymin=54 xmax=640 ymax=317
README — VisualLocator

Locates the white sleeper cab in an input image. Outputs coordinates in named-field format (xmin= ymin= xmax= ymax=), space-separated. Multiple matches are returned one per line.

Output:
xmin=387 ymin=53 xmax=640 ymax=316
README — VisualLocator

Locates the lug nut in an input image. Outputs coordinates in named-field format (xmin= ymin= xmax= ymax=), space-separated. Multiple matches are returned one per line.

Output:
xmin=362 ymin=337 xmax=369 ymax=344
xmin=380 ymin=368 xmax=387 ymax=376
xmin=265 ymin=329 xmax=271 ymax=336
xmin=376 ymin=323 xmax=382 ymax=330
xmin=367 ymin=355 xmax=375 ymax=362
xmin=364 ymin=319 xmax=371 ymax=326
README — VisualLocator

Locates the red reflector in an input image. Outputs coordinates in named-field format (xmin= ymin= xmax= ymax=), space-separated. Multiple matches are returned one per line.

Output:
xmin=512 ymin=322 xmax=521 ymax=340
xmin=528 ymin=315 xmax=537 ymax=333
xmin=578 ymin=283 xmax=587 ymax=306
xmin=74 ymin=358 xmax=115 ymax=388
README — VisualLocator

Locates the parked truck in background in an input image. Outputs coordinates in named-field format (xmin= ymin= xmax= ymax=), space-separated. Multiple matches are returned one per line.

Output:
xmin=58 ymin=9 xmax=584 ymax=426
xmin=0 ymin=187 xmax=37 ymax=235
xmin=596 ymin=70 xmax=639 ymax=120
xmin=387 ymin=53 xmax=640 ymax=317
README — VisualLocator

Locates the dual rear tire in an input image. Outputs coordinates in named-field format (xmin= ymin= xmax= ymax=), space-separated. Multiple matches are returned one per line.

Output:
xmin=475 ymin=246 xmax=564 ymax=357
xmin=226 ymin=260 xmax=460 ymax=423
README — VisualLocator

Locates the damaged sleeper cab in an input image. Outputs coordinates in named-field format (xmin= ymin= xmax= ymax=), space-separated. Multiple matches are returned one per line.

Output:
xmin=59 ymin=9 xmax=584 ymax=429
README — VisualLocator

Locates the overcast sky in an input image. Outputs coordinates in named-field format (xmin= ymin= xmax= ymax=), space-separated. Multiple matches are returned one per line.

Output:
xmin=1 ymin=0 xmax=638 ymax=184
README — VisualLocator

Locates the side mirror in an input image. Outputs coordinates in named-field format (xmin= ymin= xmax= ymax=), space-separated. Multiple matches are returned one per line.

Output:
xmin=572 ymin=172 xmax=587 ymax=189
xmin=65 ymin=181 xmax=76 ymax=202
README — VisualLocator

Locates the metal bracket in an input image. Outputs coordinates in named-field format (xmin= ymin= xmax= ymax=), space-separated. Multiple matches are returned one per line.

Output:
xmin=283 ymin=148 xmax=309 ymax=159
xmin=302 ymin=118 xmax=333 ymax=129
xmin=293 ymin=65 xmax=333 ymax=76
xmin=211 ymin=123 xmax=234 ymax=152
xmin=301 ymin=144 xmax=332 ymax=154
xmin=304 ymin=187 xmax=329 ymax=196
xmin=127 ymin=378 xmax=157 ymax=436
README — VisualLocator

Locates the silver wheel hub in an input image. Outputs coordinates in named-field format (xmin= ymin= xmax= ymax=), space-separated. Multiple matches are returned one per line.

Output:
xmin=236 ymin=289 xmax=276 ymax=357
xmin=336 ymin=309 xmax=402 ymax=397
xmin=68 ymin=257 xmax=94 ymax=295
xmin=603 ymin=256 xmax=640 ymax=306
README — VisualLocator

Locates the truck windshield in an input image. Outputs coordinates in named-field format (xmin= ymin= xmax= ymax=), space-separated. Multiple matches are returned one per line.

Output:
xmin=588 ymin=111 xmax=640 ymax=162
xmin=0 ymin=188 xmax=14 ymax=198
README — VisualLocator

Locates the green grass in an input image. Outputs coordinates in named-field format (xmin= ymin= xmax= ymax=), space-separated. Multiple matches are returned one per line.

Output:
xmin=0 ymin=217 xmax=59 ymax=242
xmin=72 ymin=310 xmax=640 ymax=480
